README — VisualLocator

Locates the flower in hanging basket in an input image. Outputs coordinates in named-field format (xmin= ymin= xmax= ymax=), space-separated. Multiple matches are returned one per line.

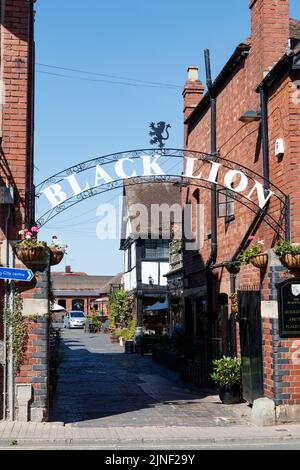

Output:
xmin=49 ymin=236 xmax=68 ymax=266
xmin=274 ymin=240 xmax=300 ymax=269
xmin=14 ymin=227 xmax=46 ymax=264
xmin=238 ymin=238 xmax=268 ymax=268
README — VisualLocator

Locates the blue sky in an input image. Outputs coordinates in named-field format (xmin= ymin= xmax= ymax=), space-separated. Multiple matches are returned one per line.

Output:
xmin=35 ymin=0 xmax=299 ymax=275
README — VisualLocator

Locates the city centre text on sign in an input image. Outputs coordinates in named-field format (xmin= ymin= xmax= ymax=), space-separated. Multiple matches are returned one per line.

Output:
xmin=0 ymin=267 xmax=34 ymax=282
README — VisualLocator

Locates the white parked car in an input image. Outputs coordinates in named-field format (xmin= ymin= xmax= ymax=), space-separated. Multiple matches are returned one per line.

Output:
xmin=63 ymin=311 xmax=86 ymax=329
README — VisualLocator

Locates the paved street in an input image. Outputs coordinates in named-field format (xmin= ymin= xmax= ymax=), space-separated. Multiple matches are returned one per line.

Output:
xmin=2 ymin=329 xmax=300 ymax=450
xmin=49 ymin=329 xmax=251 ymax=427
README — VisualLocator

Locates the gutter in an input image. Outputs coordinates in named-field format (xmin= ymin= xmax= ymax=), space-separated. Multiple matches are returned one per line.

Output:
xmin=256 ymin=49 xmax=297 ymax=92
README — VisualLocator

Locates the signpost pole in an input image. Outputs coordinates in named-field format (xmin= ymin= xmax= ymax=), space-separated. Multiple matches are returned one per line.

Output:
xmin=8 ymin=280 xmax=15 ymax=421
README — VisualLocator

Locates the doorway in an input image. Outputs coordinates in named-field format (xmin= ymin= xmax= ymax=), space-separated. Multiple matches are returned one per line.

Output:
xmin=238 ymin=290 xmax=264 ymax=403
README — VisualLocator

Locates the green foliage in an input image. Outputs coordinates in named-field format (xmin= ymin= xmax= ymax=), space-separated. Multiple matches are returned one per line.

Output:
xmin=121 ymin=319 xmax=137 ymax=341
xmin=5 ymin=292 xmax=28 ymax=372
xmin=113 ymin=328 xmax=123 ymax=338
xmin=108 ymin=289 xmax=135 ymax=328
xmin=211 ymin=356 xmax=241 ymax=387
xmin=91 ymin=316 xmax=102 ymax=329
xmin=15 ymin=239 xmax=44 ymax=248
xmin=274 ymin=240 xmax=300 ymax=257
xmin=238 ymin=241 xmax=264 ymax=265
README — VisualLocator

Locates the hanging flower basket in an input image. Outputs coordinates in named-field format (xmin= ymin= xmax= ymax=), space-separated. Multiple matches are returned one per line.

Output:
xmin=14 ymin=244 xmax=46 ymax=264
xmin=274 ymin=241 xmax=300 ymax=270
xmin=281 ymin=253 xmax=300 ymax=269
xmin=49 ymin=236 xmax=67 ymax=267
xmin=14 ymin=226 xmax=46 ymax=265
xmin=249 ymin=253 xmax=268 ymax=269
xmin=49 ymin=248 xmax=65 ymax=266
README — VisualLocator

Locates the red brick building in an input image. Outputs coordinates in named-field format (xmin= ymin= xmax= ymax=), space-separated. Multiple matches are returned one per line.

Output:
xmin=52 ymin=267 xmax=122 ymax=318
xmin=182 ymin=0 xmax=300 ymax=421
xmin=0 ymin=1 xmax=51 ymax=422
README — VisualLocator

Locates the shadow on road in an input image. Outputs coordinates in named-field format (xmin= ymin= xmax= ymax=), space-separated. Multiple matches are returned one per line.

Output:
xmin=49 ymin=331 xmax=249 ymax=427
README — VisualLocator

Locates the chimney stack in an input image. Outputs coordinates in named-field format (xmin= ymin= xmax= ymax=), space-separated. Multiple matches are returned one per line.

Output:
xmin=249 ymin=0 xmax=290 ymax=78
xmin=65 ymin=265 xmax=71 ymax=274
xmin=183 ymin=66 xmax=204 ymax=132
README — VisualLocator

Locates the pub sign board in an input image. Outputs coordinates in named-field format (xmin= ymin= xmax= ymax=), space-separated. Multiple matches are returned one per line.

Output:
xmin=278 ymin=278 xmax=300 ymax=337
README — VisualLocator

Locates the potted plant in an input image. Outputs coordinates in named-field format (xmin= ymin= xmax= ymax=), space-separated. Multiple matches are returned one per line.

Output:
xmin=211 ymin=356 xmax=242 ymax=404
xmin=238 ymin=238 xmax=268 ymax=269
xmin=14 ymin=227 xmax=46 ymax=265
xmin=110 ymin=328 xmax=122 ymax=343
xmin=274 ymin=240 xmax=300 ymax=269
xmin=122 ymin=319 xmax=137 ymax=354
xmin=49 ymin=236 xmax=67 ymax=266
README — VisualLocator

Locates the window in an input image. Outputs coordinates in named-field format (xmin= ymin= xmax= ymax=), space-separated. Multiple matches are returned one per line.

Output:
xmin=128 ymin=244 xmax=132 ymax=271
xmin=72 ymin=299 xmax=84 ymax=311
xmin=58 ymin=299 xmax=66 ymax=309
xmin=70 ymin=312 xmax=85 ymax=318
xmin=218 ymin=189 xmax=235 ymax=222
xmin=143 ymin=239 xmax=169 ymax=260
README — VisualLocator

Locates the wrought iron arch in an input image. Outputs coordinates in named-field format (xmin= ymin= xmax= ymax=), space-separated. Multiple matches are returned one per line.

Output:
xmin=35 ymin=148 xmax=288 ymax=237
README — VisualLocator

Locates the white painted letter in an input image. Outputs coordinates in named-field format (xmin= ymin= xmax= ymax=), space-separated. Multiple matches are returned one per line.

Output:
xmin=142 ymin=155 xmax=165 ymax=176
xmin=94 ymin=164 xmax=113 ymax=187
xmin=206 ymin=162 xmax=221 ymax=184
xmin=42 ymin=184 xmax=67 ymax=208
xmin=65 ymin=174 xmax=90 ymax=196
xmin=184 ymin=157 xmax=195 ymax=177
xmin=224 ymin=170 xmax=248 ymax=193
xmin=115 ymin=158 xmax=137 ymax=179
xmin=246 ymin=181 xmax=274 ymax=209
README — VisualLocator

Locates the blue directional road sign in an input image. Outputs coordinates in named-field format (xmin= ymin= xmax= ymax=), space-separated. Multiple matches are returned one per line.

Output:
xmin=0 ymin=267 xmax=34 ymax=282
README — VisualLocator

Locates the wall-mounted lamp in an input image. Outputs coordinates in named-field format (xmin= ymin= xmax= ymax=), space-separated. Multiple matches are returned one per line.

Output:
xmin=239 ymin=110 xmax=262 ymax=123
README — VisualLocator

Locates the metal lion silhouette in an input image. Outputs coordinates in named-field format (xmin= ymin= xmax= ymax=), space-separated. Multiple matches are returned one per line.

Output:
xmin=149 ymin=122 xmax=171 ymax=149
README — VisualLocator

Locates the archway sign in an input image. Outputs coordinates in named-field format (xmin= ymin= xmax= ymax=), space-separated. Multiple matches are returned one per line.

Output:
xmin=35 ymin=148 xmax=289 ymax=237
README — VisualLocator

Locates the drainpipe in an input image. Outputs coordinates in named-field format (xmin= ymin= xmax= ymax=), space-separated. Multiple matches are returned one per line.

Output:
xmin=204 ymin=50 xmax=217 ymax=372
xmin=260 ymin=87 xmax=270 ymax=191
xmin=204 ymin=49 xmax=217 ymax=266
xmin=2 ymin=204 xmax=10 ymax=419
xmin=228 ymin=268 xmax=237 ymax=357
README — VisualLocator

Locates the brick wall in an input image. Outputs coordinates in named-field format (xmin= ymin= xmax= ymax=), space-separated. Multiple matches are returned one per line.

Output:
xmin=0 ymin=1 xmax=51 ymax=421
xmin=182 ymin=0 xmax=300 ymax=406
xmin=0 ymin=0 xmax=35 ymax=234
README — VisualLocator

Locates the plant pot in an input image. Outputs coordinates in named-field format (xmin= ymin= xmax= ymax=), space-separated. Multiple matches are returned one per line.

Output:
xmin=281 ymin=253 xmax=300 ymax=269
xmin=14 ymin=245 xmax=46 ymax=264
xmin=249 ymin=253 xmax=268 ymax=269
xmin=219 ymin=385 xmax=241 ymax=405
xmin=110 ymin=335 xmax=119 ymax=344
xmin=125 ymin=339 xmax=134 ymax=354
xmin=50 ymin=248 xmax=65 ymax=266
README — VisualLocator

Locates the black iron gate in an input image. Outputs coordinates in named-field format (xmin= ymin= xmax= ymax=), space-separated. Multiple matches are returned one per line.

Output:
xmin=238 ymin=290 xmax=264 ymax=403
